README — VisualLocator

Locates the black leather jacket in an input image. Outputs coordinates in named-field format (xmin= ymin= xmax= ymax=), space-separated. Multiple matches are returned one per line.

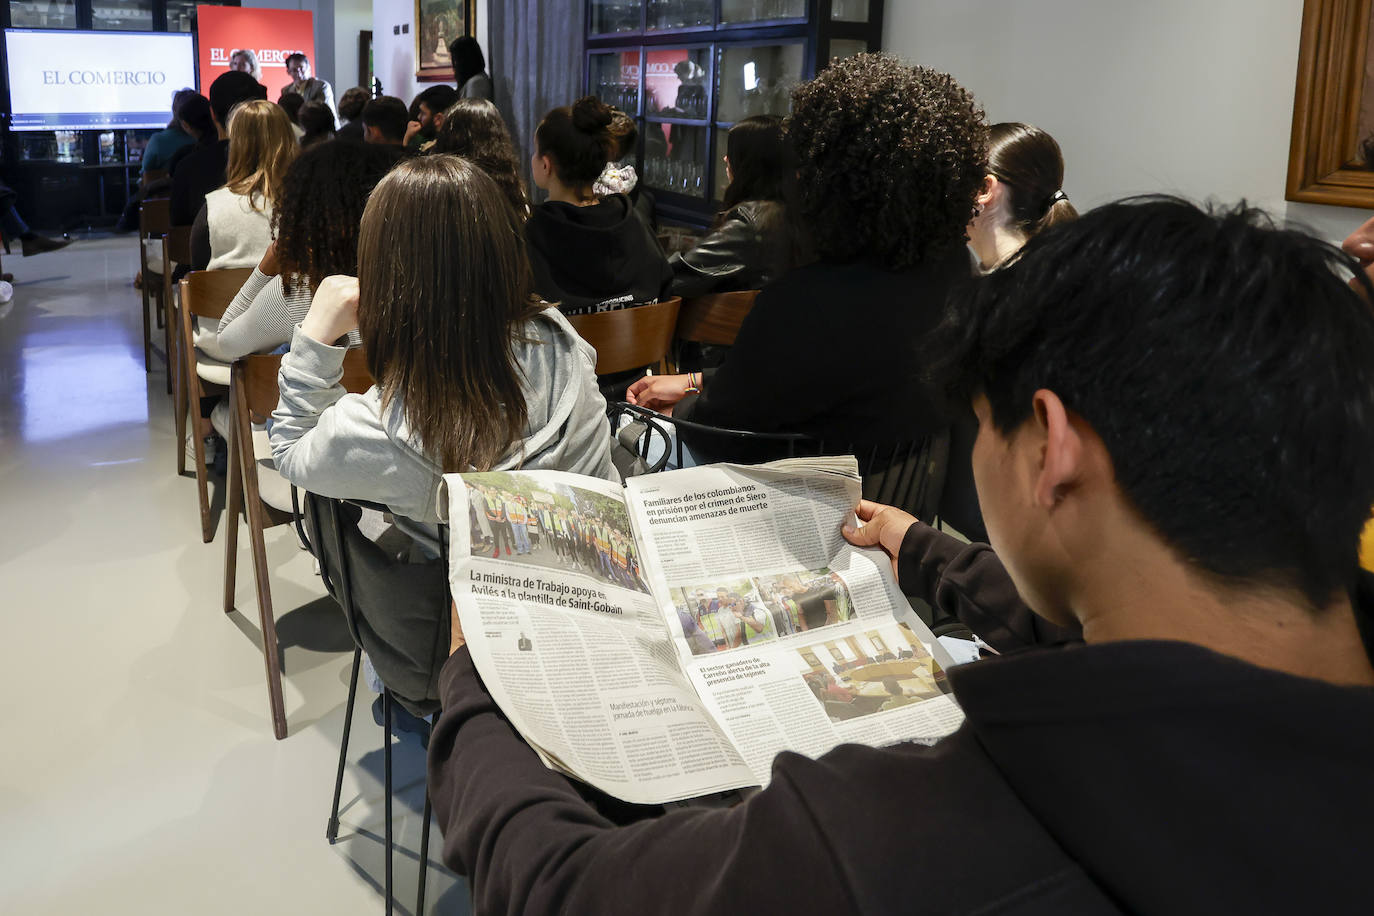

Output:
xmin=668 ymin=199 xmax=790 ymax=298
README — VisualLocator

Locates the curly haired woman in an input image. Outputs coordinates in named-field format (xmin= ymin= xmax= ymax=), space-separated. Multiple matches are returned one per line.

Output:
xmin=628 ymin=54 xmax=987 ymax=460
xmin=431 ymin=98 xmax=529 ymax=217
xmin=203 ymin=140 xmax=402 ymax=361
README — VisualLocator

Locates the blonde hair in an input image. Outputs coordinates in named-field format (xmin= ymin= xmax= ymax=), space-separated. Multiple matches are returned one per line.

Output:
xmin=230 ymin=49 xmax=264 ymax=84
xmin=225 ymin=99 xmax=299 ymax=212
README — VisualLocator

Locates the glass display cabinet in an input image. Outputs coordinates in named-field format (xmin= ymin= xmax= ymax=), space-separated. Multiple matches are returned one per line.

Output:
xmin=586 ymin=0 xmax=883 ymax=225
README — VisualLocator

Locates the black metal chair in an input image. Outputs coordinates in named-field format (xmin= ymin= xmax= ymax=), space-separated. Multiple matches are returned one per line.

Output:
xmin=299 ymin=492 xmax=449 ymax=916
xmin=608 ymin=402 xmax=950 ymax=522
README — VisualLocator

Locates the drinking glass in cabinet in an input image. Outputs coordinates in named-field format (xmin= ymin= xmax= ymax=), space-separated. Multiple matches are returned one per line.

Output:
xmin=645 ymin=47 xmax=711 ymax=118
xmin=590 ymin=51 xmax=642 ymax=113
xmin=647 ymin=0 xmax=713 ymax=31
xmin=589 ymin=0 xmax=640 ymax=34
xmin=716 ymin=43 xmax=803 ymax=123
xmin=643 ymin=123 xmax=708 ymax=198
xmin=831 ymin=0 xmax=871 ymax=21
xmin=719 ymin=0 xmax=805 ymax=25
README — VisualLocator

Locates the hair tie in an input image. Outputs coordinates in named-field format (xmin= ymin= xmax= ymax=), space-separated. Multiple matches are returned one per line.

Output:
xmin=1048 ymin=189 xmax=1068 ymax=206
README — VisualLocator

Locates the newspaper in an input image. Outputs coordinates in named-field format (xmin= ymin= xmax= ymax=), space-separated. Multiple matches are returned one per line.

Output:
xmin=442 ymin=458 xmax=964 ymax=805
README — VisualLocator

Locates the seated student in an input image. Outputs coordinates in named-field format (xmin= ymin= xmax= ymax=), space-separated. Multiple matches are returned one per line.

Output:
xmin=405 ymin=84 xmax=459 ymax=152
xmin=667 ymin=115 xmax=803 ymax=300
xmin=277 ymin=90 xmax=306 ymax=140
xmin=203 ymin=140 xmax=402 ymax=362
xmin=967 ymin=121 xmax=1078 ymax=271
xmin=425 ymin=196 xmax=1374 ymax=914
xmin=190 ymin=99 xmax=298 ymax=270
xmin=949 ymin=121 xmax=1080 ymax=542
xmin=525 ymin=96 xmax=671 ymax=317
xmin=269 ymin=155 xmax=616 ymax=548
xmin=335 ymin=87 xmax=369 ymax=142
xmin=430 ymin=98 xmax=528 ymax=217
xmin=171 ymin=71 xmax=268 ymax=227
xmin=593 ymin=109 xmax=655 ymax=231
xmin=297 ymin=101 xmax=336 ymax=148
xmin=627 ymin=55 xmax=982 ymax=458
xmin=361 ymin=96 xmax=411 ymax=149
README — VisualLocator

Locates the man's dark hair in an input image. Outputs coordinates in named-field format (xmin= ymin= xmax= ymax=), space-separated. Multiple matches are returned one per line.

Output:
xmin=414 ymin=84 xmax=459 ymax=119
xmin=169 ymin=87 xmax=197 ymax=126
xmin=297 ymin=101 xmax=335 ymax=145
xmin=273 ymin=140 xmax=402 ymax=292
xmin=786 ymin=53 xmax=987 ymax=270
xmin=362 ymin=96 xmax=410 ymax=143
xmin=208 ymin=71 xmax=268 ymax=129
xmin=338 ymin=86 xmax=369 ymax=122
xmin=177 ymin=92 xmax=214 ymax=140
xmin=448 ymin=35 xmax=486 ymax=86
xmin=285 ymin=52 xmax=308 ymax=69
xmin=278 ymin=90 xmax=304 ymax=123
xmin=939 ymin=196 xmax=1374 ymax=608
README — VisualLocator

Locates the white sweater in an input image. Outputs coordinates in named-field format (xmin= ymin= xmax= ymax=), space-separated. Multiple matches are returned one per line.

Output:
xmin=205 ymin=186 xmax=274 ymax=270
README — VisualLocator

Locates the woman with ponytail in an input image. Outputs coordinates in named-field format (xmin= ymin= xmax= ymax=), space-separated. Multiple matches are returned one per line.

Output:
xmin=526 ymin=96 xmax=671 ymax=317
xmin=967 ymin=122 xmax=1077 ymax=271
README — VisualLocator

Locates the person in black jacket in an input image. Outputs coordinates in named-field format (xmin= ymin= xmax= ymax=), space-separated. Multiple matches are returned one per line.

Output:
xmin=526 ymin=96 xmax=671 ymax=317
xmin=668 ymin=115 xmax=803 ymax=299
xmin=170 ymin=71 xmax=267 ymax=227
xmin=627 ymin=55 xmax=984 ymax=459
xmin=426 ymin=196 xmax=1374 ymax=916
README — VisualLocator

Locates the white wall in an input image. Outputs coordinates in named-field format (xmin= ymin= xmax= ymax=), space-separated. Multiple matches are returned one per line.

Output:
xmin=883 ymin=0 xmax=1367 ymax=243
xmin=373 ymin=0 xmax=491 ymax=105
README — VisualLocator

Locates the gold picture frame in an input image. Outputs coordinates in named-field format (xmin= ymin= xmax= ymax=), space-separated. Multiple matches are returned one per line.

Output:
xmin=1287 ymin=0 xmax=1374 ymax=207
xmin=415 ymin=0 xmax=475 ymax=82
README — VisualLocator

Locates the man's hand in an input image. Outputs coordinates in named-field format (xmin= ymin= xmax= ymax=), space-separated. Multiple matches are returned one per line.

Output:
xmin=626 ymin=374 xmax=692 ymax=411
xmin=449 ymin=599 xmax=466 ymax=655
xmin=404 ymin=119 xmax=423 ymax=146
xmin=299 ymin=275 xmax=359 ymax=346
xmin=843 ymin=500 xmax=919 ymax=580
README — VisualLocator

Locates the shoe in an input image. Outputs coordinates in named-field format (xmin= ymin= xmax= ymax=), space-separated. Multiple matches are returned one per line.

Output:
xmin=491 ymin=549 xmax=499 ymax=559
xmin=21 ymin=233 xmax=71 ymax=257
xmin=371 ymin=695 xmax=432 ymax=748
xmin=505 ymin=546 xmax=511 ymax=555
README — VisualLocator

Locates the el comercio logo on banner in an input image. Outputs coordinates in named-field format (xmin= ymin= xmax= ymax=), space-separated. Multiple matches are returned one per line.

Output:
xmin=195 ymin=5 xmax=316 ymax=90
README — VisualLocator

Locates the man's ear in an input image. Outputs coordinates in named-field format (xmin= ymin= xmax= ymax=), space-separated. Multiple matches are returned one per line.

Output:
xmin=433 ymin=111 xmax=445 ymax=131
xmin=1030 ymin=389 xmax=1083 ymax=508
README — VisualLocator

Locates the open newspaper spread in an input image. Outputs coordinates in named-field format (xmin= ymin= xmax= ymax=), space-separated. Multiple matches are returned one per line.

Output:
xmin=442 ymin=458 xmax=965 ymax=805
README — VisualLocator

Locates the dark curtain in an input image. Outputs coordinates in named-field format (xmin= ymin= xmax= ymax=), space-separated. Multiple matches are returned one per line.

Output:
xmin=489 ymin=0 xmax=583 ymax=196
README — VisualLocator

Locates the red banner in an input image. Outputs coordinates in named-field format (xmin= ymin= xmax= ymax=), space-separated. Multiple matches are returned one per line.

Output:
xmin=195 ymin=5 xmax=315 ymax=97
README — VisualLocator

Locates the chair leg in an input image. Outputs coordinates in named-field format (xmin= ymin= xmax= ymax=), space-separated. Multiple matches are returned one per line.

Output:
xmin=384 ymin=690 xmax=395 ymax=916
xmin=243 ymin=459 xmax=288 ymax=739
xmin=192 ymin=402 xmax=213 ymax=543
xmin=161 ymin=294 xmax=173 ymax=395
xmin=418 ymin=753 xmax=434 ymax=914
xmin=327 ymin=648 xmax=362 ymax=844
xmin=140 ymin=258 xmax=152 ymax=373
xmin=223 ymin=389 xmax=243 ymax=615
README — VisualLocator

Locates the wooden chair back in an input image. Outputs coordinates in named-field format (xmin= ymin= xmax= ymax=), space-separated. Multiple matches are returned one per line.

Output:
xmin=139 ymin=196 xmax=170 ymax=240
xmin=165 ymin=225 xmax=193 ymax=269
xmin=238 ymin=350 xmax=373 ymax=421
xmin=566 ymin=298 xmax=682 ymax=376
xmin=674 ymin=290 xmax=760 ymax=348
xmin=181 ymin=267 xmax=254 ymax=322
xmin=143 ymin=168 xmax=169 ymax=184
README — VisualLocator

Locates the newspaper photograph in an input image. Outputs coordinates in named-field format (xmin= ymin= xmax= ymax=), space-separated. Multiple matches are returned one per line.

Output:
xmin=446 ymin=469 xmax=757 ymax=805
xmin=625 ymin=459 xmax=965 ymax=787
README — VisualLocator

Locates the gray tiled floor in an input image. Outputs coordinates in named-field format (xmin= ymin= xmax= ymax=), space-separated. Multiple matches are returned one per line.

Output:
xmin=0 ymin=234 xmax=469 ymax=914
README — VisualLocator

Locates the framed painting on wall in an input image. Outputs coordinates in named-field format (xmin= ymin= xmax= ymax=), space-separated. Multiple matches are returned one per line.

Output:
xmin=415 ymin=0 xmax=475 ymax=82
xmin=1287 ymin=0 xmax=1374 ymax=208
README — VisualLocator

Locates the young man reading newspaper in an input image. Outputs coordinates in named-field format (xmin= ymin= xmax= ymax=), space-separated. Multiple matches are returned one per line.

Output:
xmin=426 ymin=198 xmax=1374 ymax=914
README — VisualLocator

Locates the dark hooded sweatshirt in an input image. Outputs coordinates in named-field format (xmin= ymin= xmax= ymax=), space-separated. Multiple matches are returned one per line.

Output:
xmin=525 ymin=194 xmax=672 ymax=317
xmin=427 ymin=522 xmax=1374 ymax=915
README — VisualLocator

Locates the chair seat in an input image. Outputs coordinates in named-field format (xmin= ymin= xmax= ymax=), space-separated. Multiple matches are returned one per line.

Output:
xmin=251 ymin=426 xmax=293 ymax=513
xmin=195 ymin=353 xmax=231 ymax=386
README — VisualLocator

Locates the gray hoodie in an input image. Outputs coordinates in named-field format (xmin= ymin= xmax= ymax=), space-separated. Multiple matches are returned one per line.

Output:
xmin=269 ymin=307 xmax=618 ymax=532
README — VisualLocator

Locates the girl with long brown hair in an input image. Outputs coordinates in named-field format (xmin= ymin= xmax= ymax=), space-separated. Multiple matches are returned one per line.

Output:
xmin=269 ymin=155 xmax=615 ymax=541
xmin=191 ymin=98 xmax=298 ymax=269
